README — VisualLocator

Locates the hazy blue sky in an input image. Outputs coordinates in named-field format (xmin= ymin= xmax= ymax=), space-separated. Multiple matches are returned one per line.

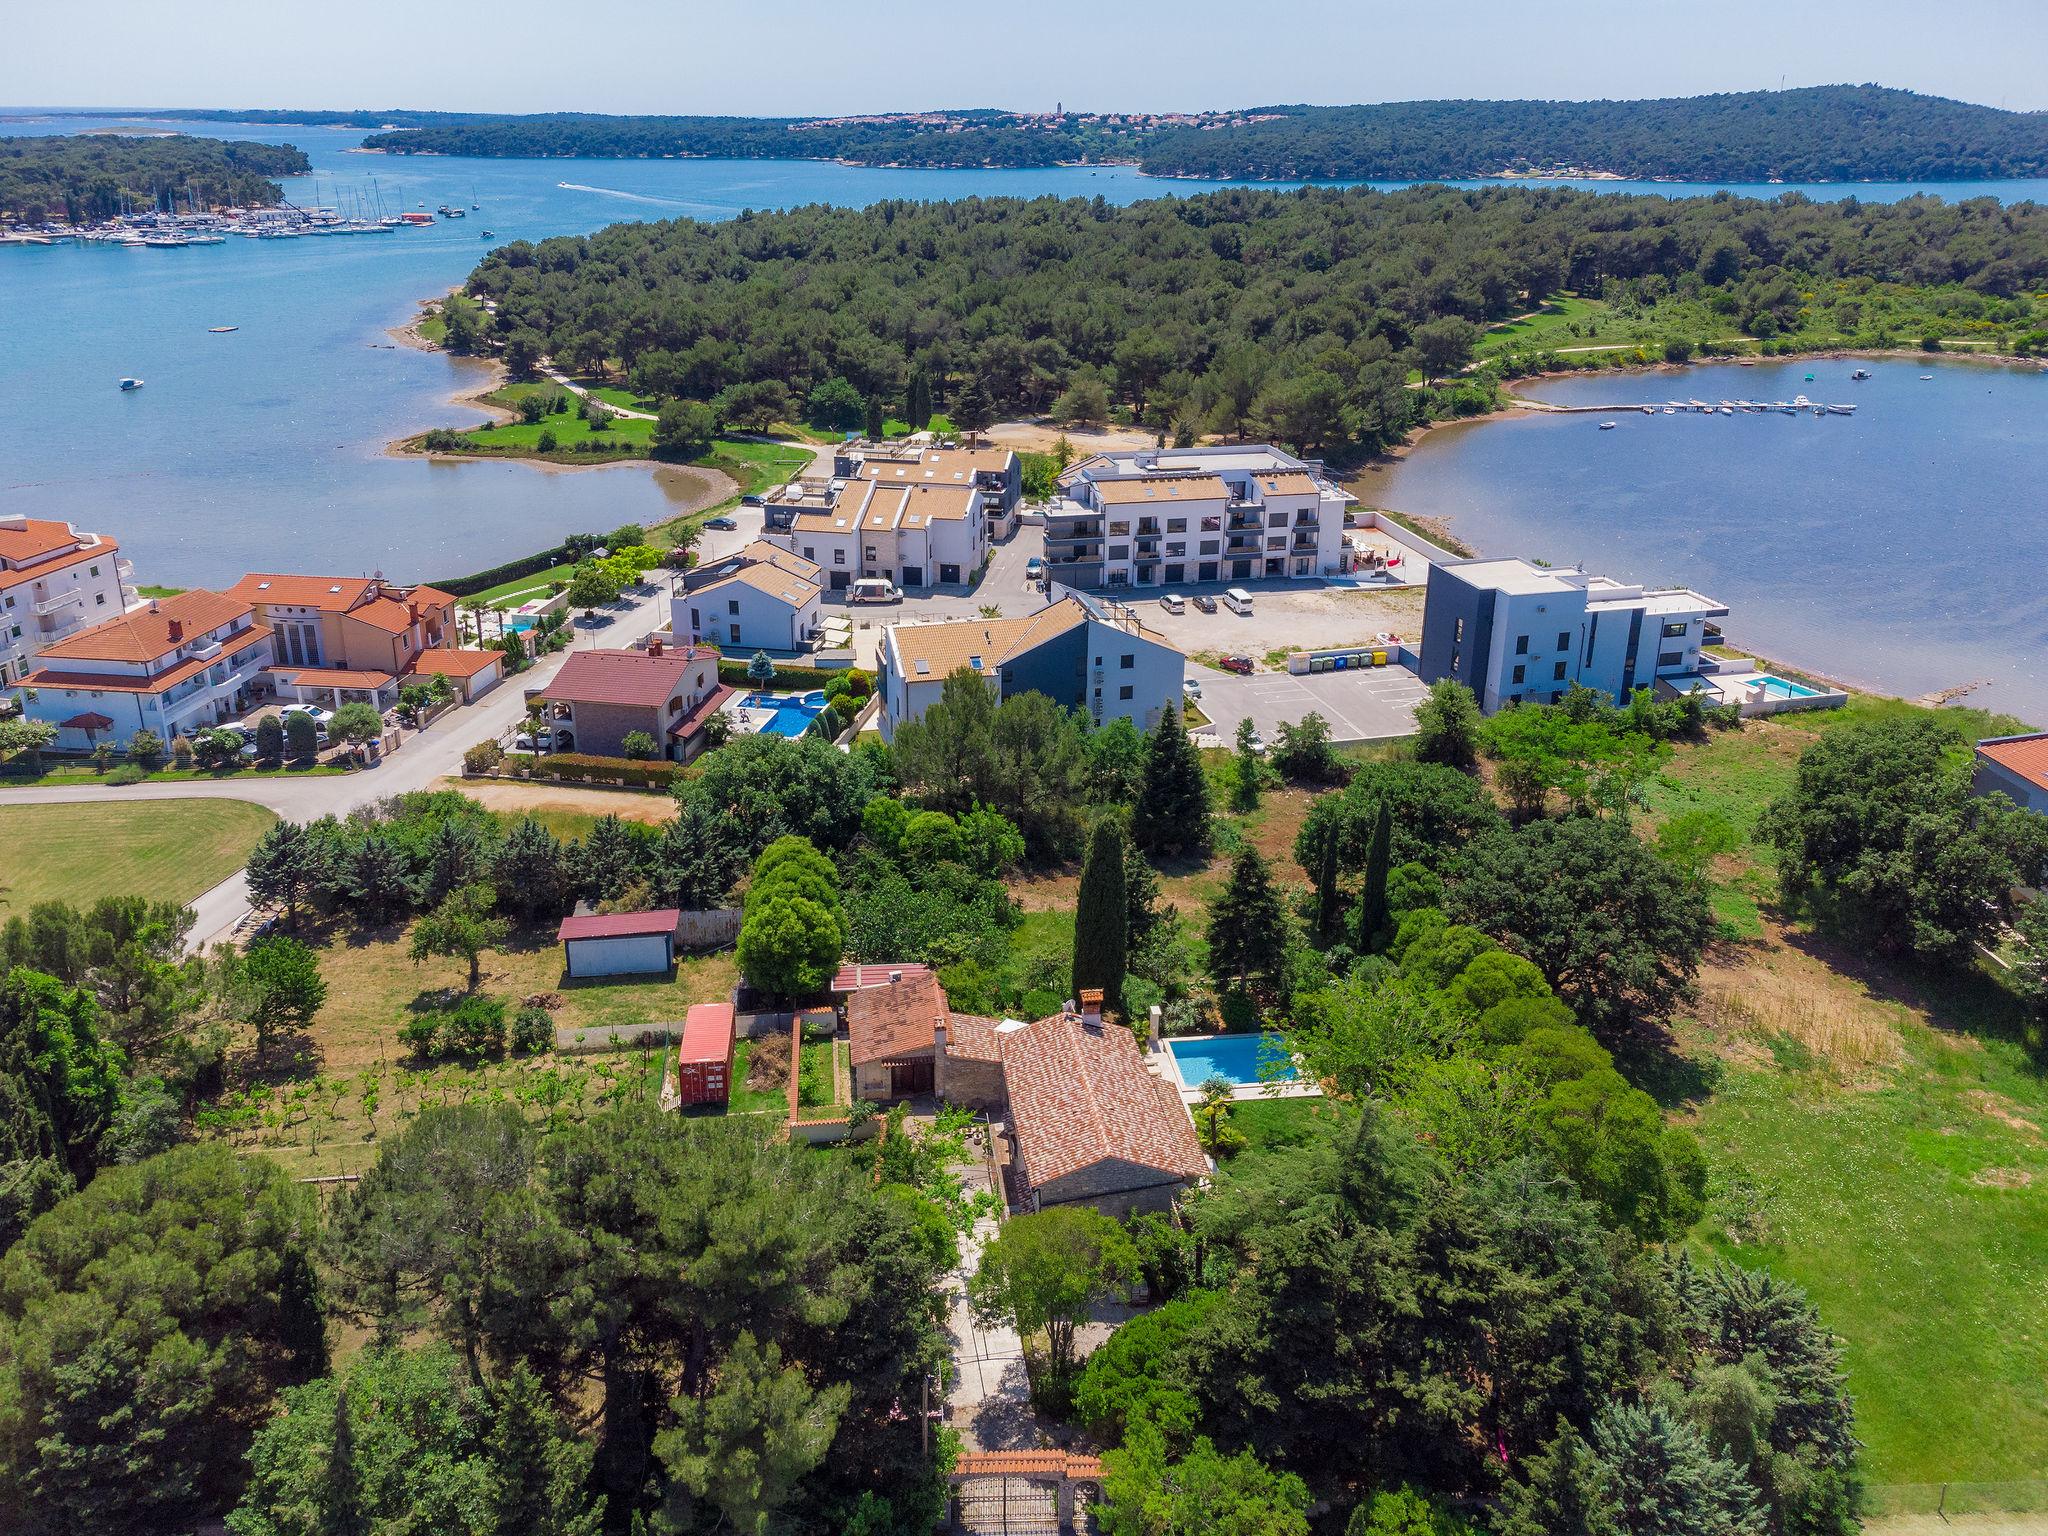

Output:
xmin=6 ymin=0 xmax=2046 ymax=116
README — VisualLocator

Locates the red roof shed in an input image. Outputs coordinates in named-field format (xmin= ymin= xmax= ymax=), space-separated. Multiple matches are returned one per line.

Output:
xmin=675 ymin=1002 xmax=735 ymax=1107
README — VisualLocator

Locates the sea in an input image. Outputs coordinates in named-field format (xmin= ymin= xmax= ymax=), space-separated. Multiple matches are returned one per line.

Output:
xmin=3 ymin=112 xmax=2046 ymax=712
xmin=1363 ymin=357 xmax=2048 ymax=725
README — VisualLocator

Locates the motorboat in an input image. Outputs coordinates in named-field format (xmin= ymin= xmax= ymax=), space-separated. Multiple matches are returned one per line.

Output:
xmin=1851 ymin=369 xmax=1871 ymax=380
xmin=209 ymin=325 xmax=238 ymax=333
xmin=1599 ymin=421 xmax=1617 ymax=430
xmin=119 ymin=377 xmax=143 ymax=390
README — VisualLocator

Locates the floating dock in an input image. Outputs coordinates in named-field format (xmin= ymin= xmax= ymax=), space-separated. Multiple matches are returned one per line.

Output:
xmin=1525 ymin=398 xmax=1855 ymax=416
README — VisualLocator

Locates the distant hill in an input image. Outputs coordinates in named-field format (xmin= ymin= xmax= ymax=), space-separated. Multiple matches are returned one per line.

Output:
xmin=310 ymin=86 xmax=2048 ymax=183
xmin=0 ymin=134 xmax=310 ymax=223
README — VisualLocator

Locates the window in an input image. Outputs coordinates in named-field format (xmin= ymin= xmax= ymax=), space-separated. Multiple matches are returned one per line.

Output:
xmin=1453 ymin=618 xmax=1465 ymax=643
xmin=1553 ymin=661 xmax=1568 ymax=681
xmin=833 ymin=550 xmax=845 ymax=565
xmin=1166 ymin=541 xmax=1184 ymax=556
xmin=1267 ymin=512 xmax=1286 ymax=528
xmin=1200 ymin=539 xmax=1219 ymax=555
xmin=1450 ymin=648 xmax=1461 ymax=671
xmin=1511 ymin=664 xmax=1525 ymax=685
xmin=1557 ymin=630 xmax=1570 ymax=652
xmin=729 ymin=624 xmax=740 ymax=644
xmin=95 ymin=593 xmax=106 ymax=606
xmin=728 ymin=600 xmax=740 ymax=615
xmin=1167 ymin=518 xmax=1186 ymax=532
xmin=802 ymin=546 xmax=815 ymax=560
xmin=1118 ymin=684 xmax=1134 ymax=701
xmin=1658 ymin=650 xmax=1683 ymax=668
xmin=1661 ymin=621 xmax=1688 ymax=638
xmin=1119 ymin=654 xmax=1134 ymax=670
xmin=1514 ymin=635 xmax=1529 ymax=655
xmin=89 ymin=565 xmax=99 ymax=577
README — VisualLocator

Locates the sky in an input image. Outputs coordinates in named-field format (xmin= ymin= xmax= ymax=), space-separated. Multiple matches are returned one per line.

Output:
xmin=5 ymin=0 xmax=2046 ymax=117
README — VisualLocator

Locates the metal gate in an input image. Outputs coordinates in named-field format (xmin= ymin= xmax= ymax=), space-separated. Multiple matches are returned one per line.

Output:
xmin=955 ymin=1474 xmax=1061 ymax=1536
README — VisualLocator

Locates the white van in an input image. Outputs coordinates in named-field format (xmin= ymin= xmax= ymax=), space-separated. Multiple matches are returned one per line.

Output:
xmin=848 ymin=578 xmax=900 ymax=604
xmin=1223 ymin=588 xmax=1255 ymax=615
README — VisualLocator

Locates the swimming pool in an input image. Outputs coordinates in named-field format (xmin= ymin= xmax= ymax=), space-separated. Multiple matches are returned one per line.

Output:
xmin=1744 ymin=675 xmax=1823 ymax=700
xmin=505 ymin=617 xmax=536 ymax=635
xmin=1165 ymin=1033 xmax=1297 ymax=1090
xmin=737 ymin=690 xmax=829 ymax=738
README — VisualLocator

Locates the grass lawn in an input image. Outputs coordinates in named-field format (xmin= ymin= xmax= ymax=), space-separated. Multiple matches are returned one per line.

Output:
xmin=1646 ymin=701 xmax=2048 ymax=1487
xmin=1226 ymin=1094 xmax=1348 ymax=1154
xmin=0 ymin=799 xmax=277 ymax=917
xmin=798 ymin=1036 xmax=844 ymax=1109
xmin=1 ymin=759 xmax=350 ymax=789
xmin=456 ymin=382 xmax=655 ymax=458
xmin=1476 ymin=293 xmax=1607 ymax=356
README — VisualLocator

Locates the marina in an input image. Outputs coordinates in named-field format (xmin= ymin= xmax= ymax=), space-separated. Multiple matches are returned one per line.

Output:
xmin=1545 ymin=396 xmax=1857 ymax=416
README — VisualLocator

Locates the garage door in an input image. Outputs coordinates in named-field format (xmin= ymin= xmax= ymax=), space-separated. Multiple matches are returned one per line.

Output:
xmin=566 ymin=934 xmax=671 ymax=978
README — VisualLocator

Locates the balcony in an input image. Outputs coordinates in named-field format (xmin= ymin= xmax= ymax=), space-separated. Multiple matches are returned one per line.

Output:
xmin=1292 ymin=530 xmax=1320 ymax=550
xmin=1045 ymin=521 xmax=1104 ymax=545
xmin=1225 ymin=535 xmax=1261 ymax=554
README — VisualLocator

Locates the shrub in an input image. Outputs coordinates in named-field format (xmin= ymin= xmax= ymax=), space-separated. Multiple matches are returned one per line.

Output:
xmin=536 ymin=428 xmax=558 ymax=452
xmin=442 ymin=994 xmax=506 ymax=1061
xmin=399 ymin=1013 xmax=441 ymax=1059
xmin=105 ymin=764 xmax=146 ymax=786
xmin=620 ymin=730 xmax=659 ymax=761
xmin=255 ymin=715 xmax=284 ymax=761
xmin=510 ymin=1005 xmax=554 ymax=1055
xmin=463 ymin=738 xmax=505 ymax=775
xmin=526 ymin=751 xmax=679 ymax=789
xmin=126 ymin=728 xmax=164 ymax=768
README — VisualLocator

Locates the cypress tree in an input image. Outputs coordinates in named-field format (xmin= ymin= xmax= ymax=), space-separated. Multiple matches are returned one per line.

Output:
xmin=1231 ymin=718 xmax=1263 ymax=812
xmin=1355 ymin=799 xmax=1393 ymax=952
xmin=319 ymin=1385 xmax=368 ymax=1536
xmin=863 ymin=396 xmax=884 ymax=440
xmin=1071 ymin=819 xmax=1129 ymax=1017
xmin=906 ymin=367 xmax=932 ymax=430
xmin=1208 ymin=847 xmax=1289 ymax=997
xmin=1313 ymin=823 xmax=1341 ymax=943
xmin=1132 ymin=712 xmax=1211 ymax=857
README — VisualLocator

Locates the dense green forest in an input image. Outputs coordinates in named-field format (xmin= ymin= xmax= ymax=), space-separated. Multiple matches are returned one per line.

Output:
xmin=0 ymin=134 xmax=309 ymax=223
xmin=460 ymin=183 xmax=2048 ymax=457
xmin=346 ymin=87 xmax=2048 ymax=181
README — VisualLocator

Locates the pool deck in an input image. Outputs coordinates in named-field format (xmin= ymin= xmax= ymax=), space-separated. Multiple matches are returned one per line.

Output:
xmin=1149 ymin=1035 xmax=1324 ymax=1105
xmin=1659 ymin=661 xmax=1849 ymax=717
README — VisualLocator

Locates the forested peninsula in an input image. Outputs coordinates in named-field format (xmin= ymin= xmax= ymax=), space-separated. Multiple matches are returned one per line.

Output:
xmin=457 ymin=184 xmax=2048 ymax=460
xmin=0 ymin=134 xmax=309 ymax=223
xmin=349 ymin=86 xmax=2048 ymax=182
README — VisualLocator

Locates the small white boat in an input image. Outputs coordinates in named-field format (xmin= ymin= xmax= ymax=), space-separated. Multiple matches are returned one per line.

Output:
xmin=1662 ymin=406 xmax=1675 ymax=414
xmin=119 ymin=377 xmax=143 ymax=391
xmin=1641 ymin=405 xmax=1654 ymax=414
xmin=209 ymin=325 xmax=238 ymax=333
xmin=1598 ymin=421 xmax=1617 ymax=430
xmin=1719 ymin=405 xmax=1733 ymax=415
xmin=1919 ymin=374 xmax=1934 ymax=380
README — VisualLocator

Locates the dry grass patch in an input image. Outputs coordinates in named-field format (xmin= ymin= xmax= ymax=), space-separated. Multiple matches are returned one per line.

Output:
xmin=1693 ymin=943 xmax=1906 ymax=1086
xmin=435 ymin=777 xmax=677 ymax=826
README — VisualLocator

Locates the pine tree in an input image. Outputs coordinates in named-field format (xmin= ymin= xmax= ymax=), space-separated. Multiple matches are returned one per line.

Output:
xmin=424 ymin=817 xmax=487 ymax=906
xmin=1313 ymin=823 xmax=1341 ymax=943
xmin=493 ymin=816 xmax=567 ymax=922
xmin=1208 ymin=847 xmax=1289 ymax=998
xmin=245 ymin=820 xmax=331 ymax=931
xmin=906 ymin=367 xmax=932 ymax=430
xmin=863 ymin=396 xmax=884 ymax=441
xmin=576 ymin=815 xmax=646 ymax=903
xmin=1072 ymin=819 xmax=1129 ymax=1016
xmin=953 ymin=373 xmax=994 ymax=438
xmin=1132 ymin=712 xmax=1210 ymax=857
xmin=1355 ymin=799 xmax=1393 ymax=952
xmin=1231 ymin=718 xmax=1263 ymax=812
xmin=1592 ymin=1401 xmax=1762 ymax=1536
xmin=1123 ymin=829 xmax=1164 ymax=953
xmin=1497 ymin=1420 xmax=1620 ymax=1536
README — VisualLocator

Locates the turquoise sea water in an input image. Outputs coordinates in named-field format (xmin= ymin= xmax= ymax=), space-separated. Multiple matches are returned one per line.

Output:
xmin=1364 ymin=356 xmax=2048 ymax=724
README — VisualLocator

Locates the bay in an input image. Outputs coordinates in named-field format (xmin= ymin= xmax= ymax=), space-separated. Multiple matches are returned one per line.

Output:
xmin=1361 ymin=357 xmax=2048 ymax=724
xmin=3 ymin=113 xmax=2044 ymax=591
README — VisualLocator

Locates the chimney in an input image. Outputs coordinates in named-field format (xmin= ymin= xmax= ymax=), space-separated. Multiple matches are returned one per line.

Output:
xmin=648 ymin=635 xmax=663 ymax=657
xmin=1148 ymin=1003 xmax=1162 ymax=1052
xmin=1079 ymin=988 xmax=1104 ymax=1028
xmin=933 ymin=1016 xmax=949 ymax=1100
xmin=166 ymin=618 xmax=184 ymax=643
xmin=889 ymin=969 xmax=903 ymax=984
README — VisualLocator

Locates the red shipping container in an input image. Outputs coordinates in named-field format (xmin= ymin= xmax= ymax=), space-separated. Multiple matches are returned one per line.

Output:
xmin=676 ymin=1002 xmax=735 ymax=1107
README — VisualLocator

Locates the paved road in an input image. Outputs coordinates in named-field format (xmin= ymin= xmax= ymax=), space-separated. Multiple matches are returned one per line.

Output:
xmin=0 ymin=576 xmax=679 ymax=951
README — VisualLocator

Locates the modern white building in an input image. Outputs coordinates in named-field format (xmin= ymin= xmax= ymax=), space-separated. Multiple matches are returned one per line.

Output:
xmin=836 ymin=441 xmax=1024 ymax=535
xmin=1048 ymin=444 xmax=1355 ymax=590
xmin=678 ymin=541 xmax=823 ymax=653
xmin=1418 ymin=557 xmax=1729 ymax=712
xmin=0 ymin=515 xmax=132 ymax=686
xmin=877 ymin=588 xmax=1184 ymax=742
xmin=19 ymin=590 xmax=274 ymax=749
xmin=780 ymin=478 xmax=989 ymax=592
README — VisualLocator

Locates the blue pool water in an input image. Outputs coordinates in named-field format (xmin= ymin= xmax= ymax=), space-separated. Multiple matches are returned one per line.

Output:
xmin=1166 ymin=1034 xmax=1297 ymax=1089
xmin=1746 ymin=675 xmax=1822 ymax=700
xmin=505 ymin=617 xmax=536 ymax=634
xmin=738 ymin=690 xmax=828 ymax=738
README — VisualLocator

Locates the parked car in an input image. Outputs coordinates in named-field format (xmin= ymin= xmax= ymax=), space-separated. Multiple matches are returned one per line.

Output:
xmin=1159 ymin=592 xmax=1186 ymax=614
xmin=283 ymin=704 xmax=332 ymax=725
xmin=1192 ymin=594 xmax=1218 ymax=613
xmin=1219 ymin=654 xmax=1255 ymax=675
xmin=1182 ymin=677 xmax=1203 ymax=701
xmin=739 ymin=494 xmax=764 ymax=508
xmin=513 ymin=732 xmax=551 ymax=753
xmin=705 ymin=515 xmax=738 ymax=530
xmin=1024 ymin=556 xmax=1045 ymax=582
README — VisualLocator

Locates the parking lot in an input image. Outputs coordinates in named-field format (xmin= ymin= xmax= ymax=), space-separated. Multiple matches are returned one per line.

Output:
xmin=1193 ymin=661 xmax=1430 ymax=746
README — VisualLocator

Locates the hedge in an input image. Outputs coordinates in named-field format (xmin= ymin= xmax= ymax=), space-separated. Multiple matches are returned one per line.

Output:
xmin=716 ymin=659 xmax=863 ymax=691
xmin=521 ymin=752 xmax=685 ymax=789
xmin=429 ymin=543 xmax=572 ymax=599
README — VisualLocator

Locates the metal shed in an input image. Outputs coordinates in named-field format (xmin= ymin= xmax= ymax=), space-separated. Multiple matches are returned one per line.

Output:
xmin=556 ymin=910 xmax=680 ymax=979
xmin=675 ymin=1002 xmax=736 ymax=1107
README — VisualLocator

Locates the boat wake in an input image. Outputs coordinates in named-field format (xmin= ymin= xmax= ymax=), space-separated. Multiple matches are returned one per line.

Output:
xmin=553 ymin=181 xmax=719 ymax=213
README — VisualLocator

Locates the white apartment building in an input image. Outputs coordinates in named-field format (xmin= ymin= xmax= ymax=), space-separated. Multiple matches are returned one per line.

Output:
xmin=1418 ymin=557 xmax=1729 ymax=712
xmin=836 ymin=441 xmax=1024 ymax=535
xmin=877 ymin=590 xmax=1184 ymax=742
xmin=1048 ymin=445 xmax=1354 ymax=590
xmin=20 ymin=590 xmax=274 ymax=749
xmin=0 ymin=514 xmax=131 ymax=685
xmin=677 ymin=541 xmax=824 ymax=653
xmin=784 ymin=479 xmax=988 ymax=591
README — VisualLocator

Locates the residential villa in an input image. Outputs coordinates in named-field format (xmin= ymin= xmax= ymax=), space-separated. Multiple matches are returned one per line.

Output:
xmin=1418 ymin=557 xmax=1730 ymax=712
xmin=20 ymin=590 xmax=272 ymax=751
xmin=841 ymin=973 xmax=1208 ymax=1214
xmin=0 ymin=514 xmax=131 ymax=685
xmin=876 ymin=589 xmax=1184 ymax=741
xmin=223 ymin=572 xmax=503 ymax=710
xmin=1974 ymin=732 xmax=2048 ymax=817
xmin=676 ymin=541 xmax=823 ymax=653
xmin=529 ymin=640 xmax=730 ymax=761
xmin=834 ymin=440 xmax=1024 ymax=535
xmin=1047 ymin=444 xmax=1355 ymax=590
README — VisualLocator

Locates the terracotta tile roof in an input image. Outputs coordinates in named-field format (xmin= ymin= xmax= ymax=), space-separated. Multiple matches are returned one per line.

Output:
xmin=1979 ymin=734 xmax=2048 ymax=793
xmin=847 ymin=971 xmax=949 ymax=1067
xmin=29 ymin=626 xmax=271 ymax=697
xmin=405 ymin=648 xmax=502 ymax=680
xmin=557 ymin=910 xmax=680 ymax=941
xmin=668 ymin=682 xmax=735 ymax=739
xmin=1254 ymin=471 xmax=1323 ymax=496
xmin=999 ymin=1010 xmax=1208 ymax=1192
xmin=857 ymin=446 xmax=1014 ymax=484
xmin=541 ymin=648 xmax=714 ymax=709
xmin=832 ymin=962 xmax=931 ymax=992
xmin=36 ymin=590 xmax=254 ymax=665
xmin=697 ymin=562 xmax=822 ymax=606
xmin=885 ymin=598 xmax=1089 ymax=684
xmin=226 ymin=573 xmax=378 ymax=610
xmin=945 ymin=1011 xmax=1005 ymax=1065
xmin=407 ymin=585 xmax=459 ymax=609
xmin=348 ymin=595 xmax=420 ymax=635
xmin=0 ymin=517 xmax=107 ymax=569
xmin=278 ymin=666 xmax=395 ymax=689
xmin=1091 ymin=474 xmax=1229 ymax=505
xmin=734 ymin=540 xmax=819 ymax=579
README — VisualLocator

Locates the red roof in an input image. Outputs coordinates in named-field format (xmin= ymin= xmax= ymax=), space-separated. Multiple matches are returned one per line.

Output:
xmin=668 ymin=682 xmax=736 ymax=739
xmin=542 ymin=647 xmax=716 ymax=709
xmin=406 ymin=648 xmax=502 ymax=680
xmin=831 ymin=962 xmax=931 ymax=992
xmin=557 ymin=910 xmax=680 ymax=942
xmin=999 ymin=1010 xmax=1208 ymax=1194
xmin=1979 ymin=734 xmax=2048 ymax=794
xmin=679 ymin=1002 xmax=735 ymax=1064
xmin=58 ymin=711 xmax=114 ymax=730
xmin=847 ymin=972 xmax=948 ymax=1067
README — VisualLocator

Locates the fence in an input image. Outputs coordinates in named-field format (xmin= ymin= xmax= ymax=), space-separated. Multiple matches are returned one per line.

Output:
xmin=675 ymin=908 xmax=741 ymax=951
